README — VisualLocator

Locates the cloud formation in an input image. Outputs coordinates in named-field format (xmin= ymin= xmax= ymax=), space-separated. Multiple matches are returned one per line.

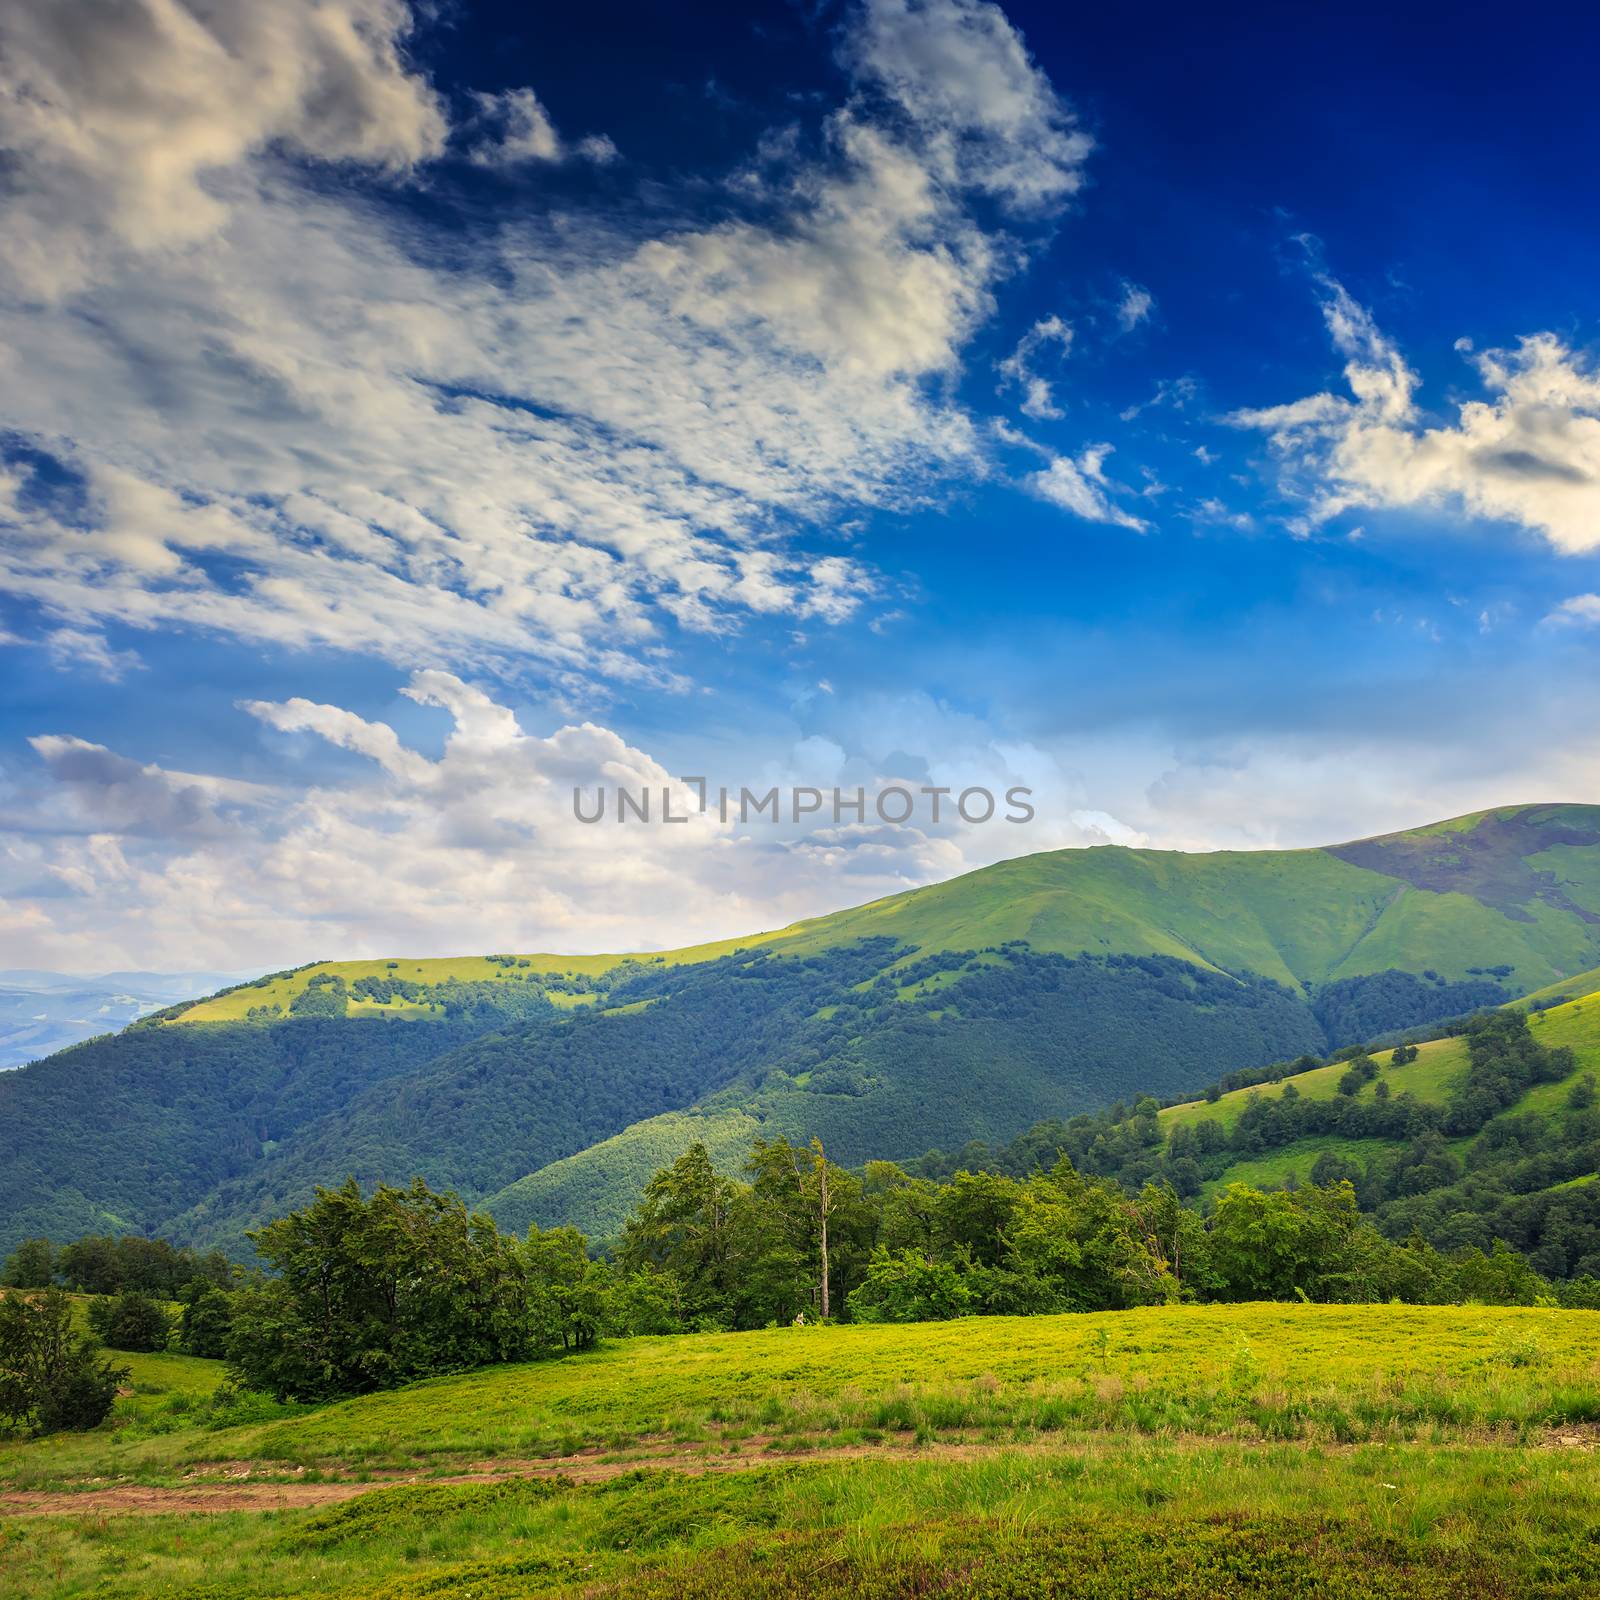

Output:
xmin=1027 ymin=446 xmax=1145 ymax=530
xmin=1231 ymin=272 xmax=1600 ymax=553
xmin=0 ymin=673 xmax=1120 ymax=968
xmin=0 ymin=0 xmax=1097 ymax=686
xmin=997 ymin=315 xmax=1073 ymax=420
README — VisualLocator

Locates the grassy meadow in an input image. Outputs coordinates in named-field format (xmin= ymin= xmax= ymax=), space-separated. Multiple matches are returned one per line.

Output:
xmin=4 ymin=1303 xmax=1600 ymax=1597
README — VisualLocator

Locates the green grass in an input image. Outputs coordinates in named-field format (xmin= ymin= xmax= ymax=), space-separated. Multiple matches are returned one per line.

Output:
xmin=176 ymin=807 xmax=1600 ymax=1025
xmin=1161 ymin=1036 xmax=1469 ymax=1135
xmin=6 ymin=1304 xmax=1600 ymax=1598
xmin=1163 ymin=982 xmax=1600 ymax=1150
xmin=6 ymin=1448 xmax=1600 ymax=1598
xmin=5 ymin=1304 xmax=1598 ymax=1495
xmin=1193 ymin=1136 xmax=1400 ymax=1197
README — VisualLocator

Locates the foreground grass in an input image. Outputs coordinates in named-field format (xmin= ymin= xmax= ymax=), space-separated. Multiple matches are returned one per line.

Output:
xmin=4 ymin=1444 xmax=1599 ymax=1598
xmin=3 ymin=1303 xmax=1598 ymax=1491
xmin=6 ymin=1305 xmax=1600 ymax=1598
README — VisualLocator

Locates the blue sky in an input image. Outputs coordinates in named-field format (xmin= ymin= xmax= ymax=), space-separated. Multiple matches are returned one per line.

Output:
xmin=1 ymin=0 xmax=1597 ymax=970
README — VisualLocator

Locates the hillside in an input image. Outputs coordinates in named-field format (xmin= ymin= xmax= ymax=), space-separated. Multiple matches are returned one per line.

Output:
xmin=3 ymin=802 xmax=1600 ymax=1257
xmin=995 ymin=976 xmax=1600 ymax=1277
xmin=8 ymin=1305 xmax=1600 ymax=1598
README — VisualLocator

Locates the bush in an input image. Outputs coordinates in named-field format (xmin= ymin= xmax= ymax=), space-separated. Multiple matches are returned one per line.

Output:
xmin=87 ymin=1290 xmax=174 ymax=1352
xmin=0 ymin=1288 xmax=127 ymax=1435
xmin=179 ymin=1285 xmax=234 ymax=1359
xmin=2 ymin=1238 xmax=55 ymax=1288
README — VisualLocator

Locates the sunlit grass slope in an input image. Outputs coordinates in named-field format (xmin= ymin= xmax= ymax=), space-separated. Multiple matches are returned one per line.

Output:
xmin=6 ymin=1304 xmax=1600 ymax=1598
xmin=1161 ymin=981 xmax=1600 ymax=1134
xmin=4 ymin=1302 xmax=1598 ymax=1495
xmin=174 ymin=805 xmax=1600 ymax=1024
xmin=9 ymin=1447 xmax=1600 ymax=1599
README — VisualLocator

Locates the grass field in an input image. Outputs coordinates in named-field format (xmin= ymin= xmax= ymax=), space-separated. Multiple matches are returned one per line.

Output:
xmin=1161 ymin=981 xmax=1600 ymax=1142
xmin=4 ymin=1304 xmax=1600 ymax=1597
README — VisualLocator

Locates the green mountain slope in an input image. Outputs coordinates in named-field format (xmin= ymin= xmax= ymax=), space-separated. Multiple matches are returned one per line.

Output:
xmin=4 ymin=802 xmax=1599 ymax=1258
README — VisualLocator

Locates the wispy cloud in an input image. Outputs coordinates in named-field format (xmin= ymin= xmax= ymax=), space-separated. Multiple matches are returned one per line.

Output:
xmin=997 ymin=315 xmax=1073 ymax=420
xmin=1230 ymin=265 xmax=1600 ymax=553
xmin=1115 ymin=281 xmax=1154 ymax=332
xmin=0 ymin=0 xmax=1092 ymax=685
xmin=1027 ymin=445 xmax=1145 ymax=529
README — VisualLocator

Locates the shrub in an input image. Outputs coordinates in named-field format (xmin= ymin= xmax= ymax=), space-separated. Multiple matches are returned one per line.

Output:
xmin=87 ymin=1290 xmax=175 ymax=1352
xmin=0 ymin=1287 xmax=127 ymax=1435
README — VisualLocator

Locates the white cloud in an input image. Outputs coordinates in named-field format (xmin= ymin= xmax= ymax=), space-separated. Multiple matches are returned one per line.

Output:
xmin=44 ymin=626 xmax=143 ymax=682
xmin=1550 ymin=594 xmax=1600 ymax=626
xmin=0 ymin=0 xmax=447 ymax=297
xmin=0 ymin=0 xmax=1093 ymax=682
xmin=997 ymin=314 xmax=1072 ymax=420
xmin=1115 ymin=281 xmax=1153 ymax=332
xmin=1230 ymin=271 xmax=1600 ymax=554
xmin=1027 ymin=445 xmax=1145 ymax=530
xmin=841 ymin=0 xmax=1092 ymax=211
xmin=467 ymin=88 xmax=619 ymax=168
xmin=0 ymin=673 xmax=1132 ymax=968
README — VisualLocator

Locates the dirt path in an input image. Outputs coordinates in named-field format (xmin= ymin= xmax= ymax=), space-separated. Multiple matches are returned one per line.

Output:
xmin=6 ymin=1427 xmax=1593 ymax=1520
xmin=0 ymin=1439 xmax=958 ymax=1518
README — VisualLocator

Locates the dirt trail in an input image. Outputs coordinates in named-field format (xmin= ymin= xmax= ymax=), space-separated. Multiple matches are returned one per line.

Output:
xmin=5 ymin=1427 xmax=1593 ymax=1519
xmin=0 ymin=1439 xmax=960 ymax=1518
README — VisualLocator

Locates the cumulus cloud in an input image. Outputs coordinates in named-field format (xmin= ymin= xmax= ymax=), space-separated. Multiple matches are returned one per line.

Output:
xmin=1550 ymin=594 xmax=1600 ymax=626
xmin=0 ymin=0 xmax=447 ymax=296
xmin=0 ymin=0 xmax=1093 ymax=681
xmin=0 ymin=673 xmax=1131 ymax=967
xmin=467 ymin=87 xmax=618 ymax=167
xmin=1026 ymin=445 xmax=1145 ymax=529
xmin=997 ymin=315 xmax=1073 ymax=419
xmin=1230 ymin=271 xmax=1600 ymax=553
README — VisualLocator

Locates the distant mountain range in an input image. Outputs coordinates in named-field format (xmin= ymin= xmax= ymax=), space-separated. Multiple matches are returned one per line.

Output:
xmin=0 ymin=969 xmax=257 ymax=1072
xmin=2 ymin=802 xmax=1598 ymax=1259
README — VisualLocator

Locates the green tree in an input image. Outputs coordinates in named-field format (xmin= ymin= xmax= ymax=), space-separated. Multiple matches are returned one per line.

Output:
xmin=178 ymin=1285 xmax=234 ymax=1359
xmin=846 ymin=1247 xmax=976 ymax=1323
xmin=86 ymin=1291 xmax=173 ymax=1353
xmin=2 ymin=1238 xmax=54 ymax=1288
xmin=617 ymin=1144 xmax=741 ymax=1329
xmin=523 ymin=1225 xmax=611 ymax=1350
xmin=0 ymin=1288 xmax=126 ymax=1435
xmin=229 ymin=1178 xmax=534 ymax=1400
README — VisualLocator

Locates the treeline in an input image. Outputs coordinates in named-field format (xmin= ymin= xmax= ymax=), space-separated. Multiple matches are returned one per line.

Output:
xmin=7 ymin=1140 xmax=1590 ymax=1434
xmin=914 ymin=1010 xmax=1600 ymax=1280
xmin=3 ymin=1233 xmax=232 ymax=1297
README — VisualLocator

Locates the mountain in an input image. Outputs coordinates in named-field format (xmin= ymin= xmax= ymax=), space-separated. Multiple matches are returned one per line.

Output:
xmin=2 ymin=802 xmax=1599 ymax=1259
xmin=0 ymin=968 xmax=256 ymax=1072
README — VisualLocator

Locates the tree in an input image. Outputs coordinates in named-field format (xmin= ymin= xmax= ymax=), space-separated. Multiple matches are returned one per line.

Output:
xmin=87 ymin=1291 xmax=173 ymax=1353
xmin=618 ymin=1143 xmax=741 ymax=1329
xmin=178 ymin=1286 xmax=234 ymax=1359
xmin=846 ymin=1248 xmax=976 ymax=1323
xmin=229 ymin=1178 xmax=535 ymax=1401
xmin=1207 ymin=1182 xmax=1363 ymax=1302
xmin=2 ymin=1239 xmax=54 ymax=1288
xmin=523 ymin=1225 xmax=611 ymax=1350
xmin=0 ymin=1288 xmax=126 ymax=1435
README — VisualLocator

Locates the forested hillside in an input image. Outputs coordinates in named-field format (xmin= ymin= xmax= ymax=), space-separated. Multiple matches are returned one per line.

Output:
xmin=3 ymin=803 xmax=1599 ymax=1258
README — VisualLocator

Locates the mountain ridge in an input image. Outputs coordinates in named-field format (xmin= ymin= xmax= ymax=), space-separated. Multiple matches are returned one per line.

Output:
xmin=5 ymin=801 xmax=1600 ymax=1257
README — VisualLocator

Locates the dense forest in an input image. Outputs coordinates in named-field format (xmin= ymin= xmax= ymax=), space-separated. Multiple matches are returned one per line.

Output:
xmin=911 ymin=1010 xmax=1600 ymax=1279
xmin=6 ymin=1118 xmax=1588 ymax=1430
xmin=5 ymin=939 xmax=1465 ymax=1258
xmin=7 ymin=1004 xmax=1597 ymax=1424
